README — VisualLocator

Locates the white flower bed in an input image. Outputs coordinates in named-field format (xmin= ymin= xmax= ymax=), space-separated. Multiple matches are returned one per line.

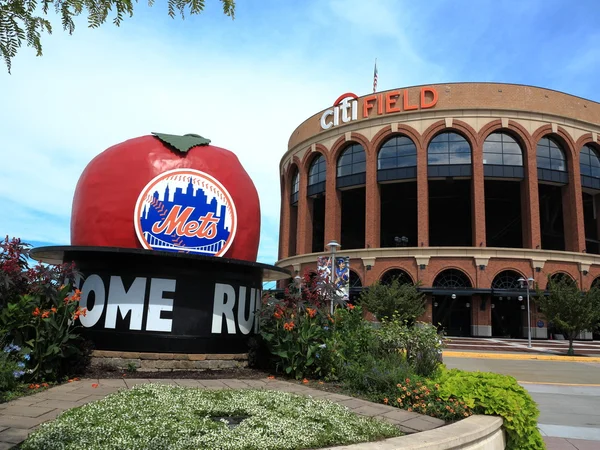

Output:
xmin=22 ymin=384 xmax=401 ymax=449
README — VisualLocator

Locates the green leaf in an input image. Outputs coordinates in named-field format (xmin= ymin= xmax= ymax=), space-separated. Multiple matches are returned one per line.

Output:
xmin=151 ymin=132 xmax=211 ymax=153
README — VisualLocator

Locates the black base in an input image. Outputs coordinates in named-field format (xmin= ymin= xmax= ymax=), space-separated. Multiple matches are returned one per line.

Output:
xmin=30 ymin=246 xmax=290 ymax=354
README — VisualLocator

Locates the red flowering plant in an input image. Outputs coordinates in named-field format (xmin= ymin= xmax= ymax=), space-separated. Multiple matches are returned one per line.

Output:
xmin=258 ymin=270 xmax=348 ymax=379
xmin=0 ymin=237 xmax=89 ymax=381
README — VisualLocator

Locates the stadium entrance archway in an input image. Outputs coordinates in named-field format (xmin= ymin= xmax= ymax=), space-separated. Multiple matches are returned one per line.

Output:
xmin=431 ymin=269 xmax=472 ymax=337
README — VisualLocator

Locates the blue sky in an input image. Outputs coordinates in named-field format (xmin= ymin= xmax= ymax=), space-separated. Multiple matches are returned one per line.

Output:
xmin=1 ymin=0 xmax=599 ymax=269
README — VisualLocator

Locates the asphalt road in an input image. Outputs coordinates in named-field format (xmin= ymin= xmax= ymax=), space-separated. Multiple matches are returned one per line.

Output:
xmin=444 ymin=357 xmax=600 ymax=445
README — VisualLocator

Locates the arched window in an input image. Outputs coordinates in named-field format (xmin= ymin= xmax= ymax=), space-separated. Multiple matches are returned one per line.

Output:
xmin=378 ymin=136 xmax=417 ymax=169
xmin=337 ymin=144 xmax=366 ymax=177
xmin=380 ymin=268 xmax=413 ymax=286
xmin=308 ymin=154 xmax=326 ymax=196
xmin=580 ymin=145 xmax=600 ymax=178
xmin=337 ymin=143 xmax=366 ymax=188
xmin=290 ymin=169 xmax=299 ymax=205
xmin=428 ymin=132 xmax=471 ymax=165
xmin=483 ymin=133 xmax=523 ymax=166
xmin=537 ymin=137 xmax=566 ymax=172
xmin=433 ymin=269 xmax=472 ymax=288
xmin=349 ymin=270 xmax=362 ymax=288
xmin=491 ymin=270 xmax=523 ymax=290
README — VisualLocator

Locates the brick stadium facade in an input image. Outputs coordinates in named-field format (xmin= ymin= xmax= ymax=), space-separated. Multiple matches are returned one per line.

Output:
xmin=276 ymin=82 xmax=600 ymax=339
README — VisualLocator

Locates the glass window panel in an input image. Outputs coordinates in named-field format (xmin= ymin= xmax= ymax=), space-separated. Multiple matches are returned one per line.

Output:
xmin=483 ymin=153 xmax=503 ymax=165
xmin=379 ymin=147 xmax=397 ymax=160
xmin=486 ymin=133 xmax=502 ymax=142
xmin=591 ymin=155 xmax=600 ymax=167
xmin=396 ymin=136 xmax=413 ymax=146
xmin=428 ymin=153 xmax=448 ymax=165
xmin=428 ymin=142 xmax=447 ymax=154
xmin=502 ymin=142 xmax=522 ymax=154
xmin=338 ymin=153 xmax=351 ymax=167
xmin=581 ymin=164 xmax=592 ymax=176
xmin=483 ymin=141 xmax=503 ymax=153
xmin=592 ymin=167 xmax=600 ymax=178
xmin=450 ymin=141 xmax=471 ymax=153
xmin=548 ymin=139 xmax=560 ymax=150
xmin=581 ymin=147 xmax=591 ymax=157
xmin=449 ymin=152 xmax=471 ymax=164
xmin=449 ymin=133 xmax=466 ymax=142
xmin=537 ymin=144 xmax=550 ymax=158
xmin=550 ymin=147 xmax=565 ymax=161
xmin=353 ymin=161 xmax=366 ymax=174
xmin=337 ymin=164 xmax=351 ymax=177
xmin=503 ymin=154 xmax=523 ymax=166
xmin=537 ymin=156 xmax=551 ymax=169
xmin=378 ymin=157 xmax=396 ymax=170
xmin=431 ymin=134 xmax=447 ymax=144
xmin=551 ymin=159 xmax=566 ymax=171
xmin=398 ymin=155 xmax=417 ymax=167
xmin=502 ymin=134 xmax=518 ymax=144
xmin=353 ymin=150 xmax=366 ymax=163
xmin=398 ymin=144 xmax=416 ymax=156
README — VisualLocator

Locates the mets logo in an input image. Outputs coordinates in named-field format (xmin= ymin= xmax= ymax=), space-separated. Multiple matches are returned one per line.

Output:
xmin=134 ymin=168 xmax=237 ymax=256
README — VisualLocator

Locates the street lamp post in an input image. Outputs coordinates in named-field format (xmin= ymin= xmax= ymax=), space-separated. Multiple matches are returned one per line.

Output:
xmin=518 ymin=277 xmax=535 ymax=348
xmin=326 ymin=240 xmax=340 ymax=314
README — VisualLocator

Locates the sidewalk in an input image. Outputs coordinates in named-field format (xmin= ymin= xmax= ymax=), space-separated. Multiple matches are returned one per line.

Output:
xmin=0 ymin=378 xmax=445 ymax=449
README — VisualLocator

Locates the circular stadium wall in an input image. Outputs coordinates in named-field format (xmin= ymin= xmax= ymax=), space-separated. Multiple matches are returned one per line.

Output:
xmin=276 ymin=82 xmax=600 ymax=339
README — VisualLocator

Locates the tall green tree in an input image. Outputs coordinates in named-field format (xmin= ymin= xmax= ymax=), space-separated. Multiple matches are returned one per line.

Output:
xmin=358 ymin=277 xmax=426 ymax=323
xmin=0 ymin=0 xmax=235 ymax=72
xmin=535 ymin=276 xmax=600 ymax=356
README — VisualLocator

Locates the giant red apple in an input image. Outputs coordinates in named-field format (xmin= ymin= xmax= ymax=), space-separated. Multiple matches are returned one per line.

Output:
xmin=71 ymin=133 xmax=260 ymax=261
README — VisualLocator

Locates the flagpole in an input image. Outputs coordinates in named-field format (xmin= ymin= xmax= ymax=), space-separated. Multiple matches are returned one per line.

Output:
xmin=373 ymin=58 xmax=378 ymax=93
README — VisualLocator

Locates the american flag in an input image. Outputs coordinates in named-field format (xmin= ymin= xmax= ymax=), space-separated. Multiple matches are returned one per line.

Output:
xmin=373 ymin=60 xmax=378 ymax=93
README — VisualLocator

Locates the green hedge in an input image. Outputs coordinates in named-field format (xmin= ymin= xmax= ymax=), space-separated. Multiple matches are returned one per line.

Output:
xmin=435 ymin=369 xmax=545 ymax=450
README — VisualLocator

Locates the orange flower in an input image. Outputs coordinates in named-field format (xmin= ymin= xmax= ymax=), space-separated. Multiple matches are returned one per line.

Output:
xmin=50 ymin=307 xmax=57 ymax=314
xmin=92 ymin=383 xmax=99 ymax=388
xmin=273 ymin=311 xmax=282 ymax=319
xmin=267 ymin=375 xmax=275 ymax=380
xmin=283 ymin=321 xmax=295 ymax=331
xmin=407 ymin=407 xmax=412 ymax=412
xmin=41 ymin=310 xmax=50 ymax=319
xmin=318 ymin=381 xmax=324 ymax=385
xmin=405 ymin=378 xmax=411 ymax=384
xmin=306 ymin=307 xmax=316 ymax=318
xmin=28 ymin=384 xmax=36 ymax=389
xmin=383 ymin=398 xmax=388 ymax=404
xmin=32 ymin=307 xmax=41 ymax=317
xmin=41 ymin=383 xmax=49 ymax=388
xmin=347 ymin=303 xmax=355 ymax=310
xmin=302 ymin=378 xmax=309 ymax=384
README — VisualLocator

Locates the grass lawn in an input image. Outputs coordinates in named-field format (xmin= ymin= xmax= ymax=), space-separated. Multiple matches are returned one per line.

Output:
xmin=21 ymin=383 xmax=402 ymax=450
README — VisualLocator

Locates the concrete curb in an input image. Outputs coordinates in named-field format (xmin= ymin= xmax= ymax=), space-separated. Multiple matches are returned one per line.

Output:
xmin=443 ymin=351 xmax=600 ymax=362
xmin=323 ymin=416 xmax=505 ymax=450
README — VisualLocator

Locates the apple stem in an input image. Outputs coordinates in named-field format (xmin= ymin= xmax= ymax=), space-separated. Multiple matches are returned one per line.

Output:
xmin=151 ymin=132 xmax=211 ymax=153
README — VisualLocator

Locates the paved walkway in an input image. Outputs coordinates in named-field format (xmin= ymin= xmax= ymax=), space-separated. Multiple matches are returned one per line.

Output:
xmin=0 ymin=378 xmax=445 ymax=449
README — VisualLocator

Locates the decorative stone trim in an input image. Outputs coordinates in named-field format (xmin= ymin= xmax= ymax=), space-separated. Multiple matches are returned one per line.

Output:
xmin=90 ymin=351 xmax=248 ymax=372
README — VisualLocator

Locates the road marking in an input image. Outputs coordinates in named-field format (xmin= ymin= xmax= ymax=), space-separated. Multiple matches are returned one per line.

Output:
xmin=443 ymin=351 xmax=600 ymax=362
xmin=519 ymin=381 xmax=600 ymax=387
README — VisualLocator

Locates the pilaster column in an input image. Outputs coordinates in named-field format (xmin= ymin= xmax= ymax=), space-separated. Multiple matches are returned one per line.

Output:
xmin=365 ymin=148 xmax=380 ymax=248
xmin=417 ymin=140 xmax=429 ymax=247
xmin=472 ymin=140 xmax=486 ymax=247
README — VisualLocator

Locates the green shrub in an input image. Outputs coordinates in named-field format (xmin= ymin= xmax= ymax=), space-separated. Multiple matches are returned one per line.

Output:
xmin=358 ymin=278 xmax=425 ymax=321
xmin=339 ymin=350 xmax=412 ymax=397
xmin=0 ymin=342 xmax=27 ymax=396
xmin=435 ymin=368 xmax=545 ymax=450
xmin=376 ymin=318 xmax=444 ymax=377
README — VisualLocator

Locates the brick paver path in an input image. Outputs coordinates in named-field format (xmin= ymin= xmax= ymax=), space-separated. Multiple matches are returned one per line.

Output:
xmin=0 ymin=378 xmax=445 ymax=448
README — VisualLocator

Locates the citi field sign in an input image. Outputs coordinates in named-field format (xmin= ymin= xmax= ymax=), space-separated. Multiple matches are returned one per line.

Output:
xmin=320 ymin=87 xmax=439 ymax=130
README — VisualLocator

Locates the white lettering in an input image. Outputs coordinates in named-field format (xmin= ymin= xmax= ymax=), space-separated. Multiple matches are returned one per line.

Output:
xmin=333 ymin=106 xmax=340 ymax=127
xmin=340 ymin=97 xmax=353 ymax=123
xmin=237 ymin=287 xmax=257 ymax=335
xmin=146 ymin=278 xmax=175 ymax=332
xmin=212 ymin=283 xmax=237 ymax=334
xmin=320 ymin=109 xmax=334 ymax=129
xmin=104 ymin=276 xmax=146 ymax=330
xmin=79 ymin=274 xmax=105 ymax=327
